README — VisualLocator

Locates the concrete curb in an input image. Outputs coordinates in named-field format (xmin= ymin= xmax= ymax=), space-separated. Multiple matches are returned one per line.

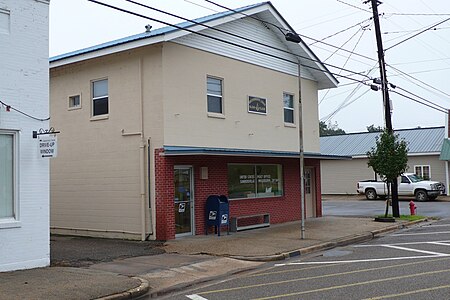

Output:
xmin=145 ymin=265 xmax=261 ymax=299
xmin=103 ymin=218 xmax=431 ymax=299
xmin=96 ymin=277 xmax=149 ymax=300
xmin=280 ymin=218 xmax=431 ymax=260
xmin=231 ymin=218 xmax=431 ymax=263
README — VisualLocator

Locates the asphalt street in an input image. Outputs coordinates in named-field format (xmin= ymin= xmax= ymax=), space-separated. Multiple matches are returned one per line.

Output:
xmin=163 ymin=219 xmax=450 ymax=300
xmin=323 ymin=199 xmax=450 ymax=218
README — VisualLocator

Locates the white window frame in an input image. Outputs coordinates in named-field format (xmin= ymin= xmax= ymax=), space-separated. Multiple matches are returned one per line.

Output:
xmin=414 ymin=165 xmax=431 ymax=180
xmin=283 ymin=92 xmax=295 ymax=125
xmin=91 ymin=78 xmax=109 ymax=119
xmin=0 ymin=130 xmax=20 ymax=229
xmin=206 ymin=76 xmax=224 ymax=117
xmin=68 ymin=94 xmax=81 ymax=110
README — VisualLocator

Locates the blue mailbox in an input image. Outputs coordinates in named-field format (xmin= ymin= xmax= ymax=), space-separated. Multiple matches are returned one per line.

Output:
xmin=205 ymin=195 xmax=229 ymax=236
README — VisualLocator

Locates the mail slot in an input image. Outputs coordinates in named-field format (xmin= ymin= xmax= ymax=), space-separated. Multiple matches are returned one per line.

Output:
xmin=205 ymin=195 xmax=229 ymax=236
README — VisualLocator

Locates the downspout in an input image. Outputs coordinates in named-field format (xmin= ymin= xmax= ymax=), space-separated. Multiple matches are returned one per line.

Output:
xmin=120 ymin=57 xmax=147 ymax=241
xmin=139 ymin=57 xmax=146 ymax=241
xmin=446 ymin=110 xmax=449 ymax=195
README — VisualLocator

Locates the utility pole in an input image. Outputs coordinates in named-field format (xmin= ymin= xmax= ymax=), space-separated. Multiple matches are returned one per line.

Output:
xmin=368 ymin=0 xmax=400 ymax=217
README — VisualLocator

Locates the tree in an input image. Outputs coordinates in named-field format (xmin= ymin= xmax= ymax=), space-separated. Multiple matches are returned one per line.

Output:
xmin=367 ymin=130 xmax=408 ymax=218
xmin=367 ymin=124 xmax=383 ymax=132
xmin=319 ymin=121 xmax=346 ymax=137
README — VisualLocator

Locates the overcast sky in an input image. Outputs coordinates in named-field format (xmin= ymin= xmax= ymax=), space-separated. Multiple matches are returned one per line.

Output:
xmin=49 ymin=0 xmax=450 ymax=133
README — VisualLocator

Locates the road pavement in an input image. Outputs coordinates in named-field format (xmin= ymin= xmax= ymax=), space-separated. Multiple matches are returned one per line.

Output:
xmin=323 ymin=197 xmax=450 ymax=218
xmin=168 ymin=218 xmax=450 ymax=299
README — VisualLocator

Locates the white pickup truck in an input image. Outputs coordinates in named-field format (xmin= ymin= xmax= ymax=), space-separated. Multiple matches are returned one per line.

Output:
xmin=357 ymin=173 xmax=444 ymax=201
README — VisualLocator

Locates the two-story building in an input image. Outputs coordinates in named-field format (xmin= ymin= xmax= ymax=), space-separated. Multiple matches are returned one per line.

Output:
xmin=0 ymin=0 xmax=50 ymax=271
xmin=49 ymin=2 xmax=339 ymax=241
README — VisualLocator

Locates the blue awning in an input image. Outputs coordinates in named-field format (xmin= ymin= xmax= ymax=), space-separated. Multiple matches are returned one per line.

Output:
xmin=163 ymin=146 xmax=350 ymax=160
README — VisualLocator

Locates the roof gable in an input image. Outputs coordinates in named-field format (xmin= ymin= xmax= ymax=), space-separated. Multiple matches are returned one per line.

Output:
xmin=49 ymin=2 xmax=337 ymax=89
xmin=320 ymin=126 xmax=445 ymax=157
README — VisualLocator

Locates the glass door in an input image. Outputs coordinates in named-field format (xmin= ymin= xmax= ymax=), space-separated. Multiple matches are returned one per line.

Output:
xmin=174 ymin=167 xmax=194 ymax=236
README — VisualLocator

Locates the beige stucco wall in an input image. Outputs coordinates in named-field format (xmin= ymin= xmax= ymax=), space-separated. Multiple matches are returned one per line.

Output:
xmin=50 ymin=45 xmax=164 ymax=238
xmin=161 ymin=42 xmax=321 ymax=153
xmin=321 ymin=155 xmax=446 ymax=195
xmin=50 ymin=41 xmax=324 ymax=238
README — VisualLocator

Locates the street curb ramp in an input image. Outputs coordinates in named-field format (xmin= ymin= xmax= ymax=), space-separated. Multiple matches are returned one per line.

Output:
xmin=96 ymin=277 xmax=149 ymax=300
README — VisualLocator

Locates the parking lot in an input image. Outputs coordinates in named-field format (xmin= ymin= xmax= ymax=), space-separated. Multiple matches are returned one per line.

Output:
xmin=323 ymin=195 xmax=450 ymax=218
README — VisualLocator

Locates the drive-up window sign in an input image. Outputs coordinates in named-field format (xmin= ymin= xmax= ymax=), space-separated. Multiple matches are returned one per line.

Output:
xmin=39 ymin=134 xmax=57 ymax=158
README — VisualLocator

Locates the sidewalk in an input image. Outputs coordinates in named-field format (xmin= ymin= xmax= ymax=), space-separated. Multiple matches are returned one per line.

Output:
xmin=0 ymin=216 xmax=428 ymax=299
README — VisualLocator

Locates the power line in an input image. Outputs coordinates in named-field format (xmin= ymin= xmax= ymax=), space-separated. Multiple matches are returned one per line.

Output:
xmin=125 ymin=0 xmax=361 ymax=77
xmin=320 ymin=31 xmax=374 ymax=105
xmin=321 ymin=88 xmax=371 ymax=122
xmin=390 ymin=90 xmax=448 ymax=114
xmin=385 ymin=17 xmax=450 ymax=51
xmin=200 ymin=0 xmax=450 ymax=113
xmin=386 ymin=12 xmax=450 ymax=16
xmin=300 ymin=33 xmax=450 ymax=100
xmin=387 ymin=64 xmax=450 ymax=99
xmin=88 ymin=0 xmax=374 ymax=85
xmin=383 ymin=26 xmax=450 ymax=35
xmin=310 ymin=17 xmax=373 ymax=46
xmin=336 ymin=0 xmax=372 ymax=13
xmin=394 ymin=85 xmax=448 ymax=111
xmin=323 ymin=26 xmax=364 ymax=62
xmin=0 ymin=100 xmax=50 ymax=121
xmin=88 ymin=0 xmax=449 ymax=116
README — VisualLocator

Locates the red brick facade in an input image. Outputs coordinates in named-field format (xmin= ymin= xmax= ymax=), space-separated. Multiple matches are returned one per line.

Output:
xmin=155 ymin=148 xmax=322 ymax=240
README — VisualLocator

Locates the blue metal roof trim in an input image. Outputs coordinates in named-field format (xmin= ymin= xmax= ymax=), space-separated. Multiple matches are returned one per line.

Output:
xmin=320 ymin=126 xmax=445 ymax=157
xmin=163 ymin=146 xmax=350 ymax=159
xmin=50 ymin=2 xmax=268 ymax=63
xmin=440 ymin=139 xmax=450 ymax=160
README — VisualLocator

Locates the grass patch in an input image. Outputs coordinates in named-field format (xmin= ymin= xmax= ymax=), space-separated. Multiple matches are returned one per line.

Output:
xmin=376 ymin=214 xmax=426 ymax=221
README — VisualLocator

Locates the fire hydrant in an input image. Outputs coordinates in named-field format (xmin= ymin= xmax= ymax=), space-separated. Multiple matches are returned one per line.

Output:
xmin=409 ymin=200 xmax=417 ymax=216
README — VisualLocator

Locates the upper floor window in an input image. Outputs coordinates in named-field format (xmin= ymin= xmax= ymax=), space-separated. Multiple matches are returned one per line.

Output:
xmin=207 ymin=76 xmax=223 ymax=114
xmin=415 ymin=165 xmax=431 ymax=180
xmin=92 ymin=79 xmax=108 ymax=116
xmin=0 ymin=132 xmax=15 ymax=219
xmin=283 ymin=93 xmax=294 ymax=124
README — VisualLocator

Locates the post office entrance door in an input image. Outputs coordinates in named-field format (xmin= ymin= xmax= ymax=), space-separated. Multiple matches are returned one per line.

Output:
xmin=174 ymin=167 xmax=194 ymax=236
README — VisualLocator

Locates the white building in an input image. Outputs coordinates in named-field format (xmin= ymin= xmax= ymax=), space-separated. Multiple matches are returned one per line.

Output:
xmin=320 ymin=127 xmax=447 ymax=195
xmin=0 ymin=0 xmax=50 ymax=271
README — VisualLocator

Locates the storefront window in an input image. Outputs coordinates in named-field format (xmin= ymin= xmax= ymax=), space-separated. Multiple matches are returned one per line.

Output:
xmin=228 ymin=164 xmax=283 ymax=199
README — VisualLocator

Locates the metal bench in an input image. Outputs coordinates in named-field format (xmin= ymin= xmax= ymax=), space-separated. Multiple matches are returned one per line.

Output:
xmin=230 ymin=213 xmax=270 ymax=232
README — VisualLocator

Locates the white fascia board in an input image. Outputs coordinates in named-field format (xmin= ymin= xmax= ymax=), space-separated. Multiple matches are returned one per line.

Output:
xmin=50 ymin=5 xmax=270 ymax=69
xmin=352 ymin=152 xmax=440 ymax=159
xmin=262 ymin=7 xmax=338 ymax=88
xmin=164 ymin=4 xmax=270 ymax=39
xmin=50 ymin=35 xmax=166 ymax=68
xmin=408 ymin=152 xmax=440 ymax=157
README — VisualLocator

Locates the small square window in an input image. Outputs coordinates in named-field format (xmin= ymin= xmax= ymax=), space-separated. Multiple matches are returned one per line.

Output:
xmin=68 ymin=95 xmax=81 ymax=109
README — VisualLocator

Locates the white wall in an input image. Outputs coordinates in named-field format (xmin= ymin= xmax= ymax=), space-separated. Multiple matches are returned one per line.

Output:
xmin=0 ymin=0 xmax=50 ymax=272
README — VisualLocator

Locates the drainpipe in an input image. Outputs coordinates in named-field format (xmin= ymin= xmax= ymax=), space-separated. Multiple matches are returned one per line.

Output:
xmin=446 ymin=110 xmax=449 ymax=195
xmin=139 ymin=57 xmax=146 ymax=241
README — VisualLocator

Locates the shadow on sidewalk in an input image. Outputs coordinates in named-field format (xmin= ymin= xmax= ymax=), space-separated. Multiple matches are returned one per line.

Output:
xmin=50 ymin=235 xmax=165 ymax=267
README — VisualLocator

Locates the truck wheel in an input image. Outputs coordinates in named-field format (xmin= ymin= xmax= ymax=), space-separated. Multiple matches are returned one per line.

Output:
xmin=415 ymin=190 xmax=428 ymax=202
xmin=365 ymin=188 xmax=377 ymax=200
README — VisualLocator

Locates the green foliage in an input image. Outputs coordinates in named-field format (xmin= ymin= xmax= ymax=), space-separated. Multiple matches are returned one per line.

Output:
xmin=367 ymin=124 xmax=383 ymax=132
xmin=376 ymin=214 xmax=426 ymax=221
xmin=319 ymin=121 xmax=346 ymax=137
xmin=367 ymin=130 xmax=409 ymax=182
